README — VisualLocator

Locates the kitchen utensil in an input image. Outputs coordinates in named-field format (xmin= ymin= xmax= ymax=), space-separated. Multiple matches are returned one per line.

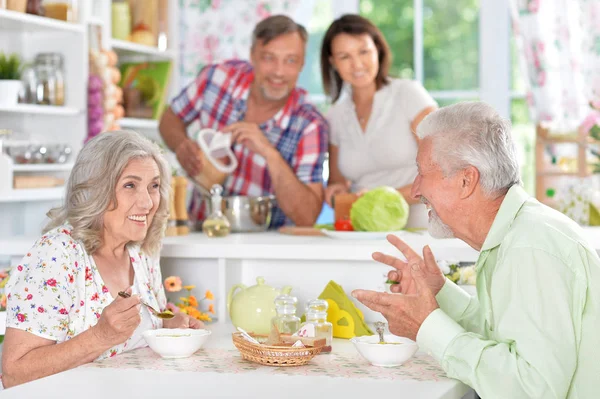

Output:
xmin=143 ymin=328 xmax=211 ymax=359
xmin=374 ymin=321 xmax=386 ymax=344
xmin=351 ymin=334 xmax=418 ymax=367
xmin=193 ymin=128 xmax=238 ymax=192
xmin=227 ymin=277 xmax=292 ymax=335
xmin=118 ymin=291 xmax=175 ymax=319
xmin=203 ymin=194 xmax=276 ymax=233
xmin=278 ymin=226 xmax=325 ymax=236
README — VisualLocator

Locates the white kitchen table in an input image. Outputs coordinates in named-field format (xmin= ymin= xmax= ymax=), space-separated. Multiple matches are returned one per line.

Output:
xmin=1 ymin=323 xmax=474 ymax=399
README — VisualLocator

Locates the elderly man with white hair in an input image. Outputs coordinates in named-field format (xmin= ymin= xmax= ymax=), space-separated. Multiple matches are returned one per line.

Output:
xmin=353 ymin=102 xmax=600 ymax=399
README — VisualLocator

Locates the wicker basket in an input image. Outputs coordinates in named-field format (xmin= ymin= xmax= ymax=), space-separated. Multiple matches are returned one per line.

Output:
xmin=232 ymin=332 xmax=323 ymax=367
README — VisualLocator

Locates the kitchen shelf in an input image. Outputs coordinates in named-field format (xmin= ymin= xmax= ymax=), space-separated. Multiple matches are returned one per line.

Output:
xmin=12 ymin=163 xmax=74 ymax=172
xmin=0 ymin=9 xmax=84 ymax=33
xmin=86 ymin=17 xmax=104 ymax=26
xmin=0 ymin=187 xmax=64 ymax=203
xmin=110 ymin=39 xmax=175 ymax=61
xmin=119 ymin=118 xmax=159 ymax=130
xmin=0 ymin=104 xmax=81 ymax=116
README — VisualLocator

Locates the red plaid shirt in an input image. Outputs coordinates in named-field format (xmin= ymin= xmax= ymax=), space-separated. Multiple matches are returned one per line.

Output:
xmin=171 ymin=60 xmax=328 ymax=228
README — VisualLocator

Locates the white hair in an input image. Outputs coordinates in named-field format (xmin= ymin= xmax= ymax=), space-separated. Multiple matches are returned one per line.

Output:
xmin=417 ymin=102 xmax=521 ymax=196
xmin=44 ymin=130 xmax=171 ymax=256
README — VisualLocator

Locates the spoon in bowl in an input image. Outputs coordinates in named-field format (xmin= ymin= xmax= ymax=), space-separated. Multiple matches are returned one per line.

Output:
xmin=374 ymin=321 xmax=386 ymax=344
xmin=118 ymin=291 xmax=175 ymax=319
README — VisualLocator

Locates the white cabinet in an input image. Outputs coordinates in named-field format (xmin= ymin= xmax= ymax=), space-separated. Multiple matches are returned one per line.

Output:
xmin=0 ymin=2 xmax=180 ymax=238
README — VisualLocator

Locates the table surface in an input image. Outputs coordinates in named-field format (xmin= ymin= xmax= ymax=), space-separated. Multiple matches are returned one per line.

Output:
xmin=2 ymin=323 xmax=473 ymax=399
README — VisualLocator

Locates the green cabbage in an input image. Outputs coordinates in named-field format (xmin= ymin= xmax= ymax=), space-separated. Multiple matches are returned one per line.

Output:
xmin=350 ymin=186 xmax=410 ymax=232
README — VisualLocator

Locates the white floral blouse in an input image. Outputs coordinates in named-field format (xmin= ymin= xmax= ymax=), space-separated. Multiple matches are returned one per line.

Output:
xmin=5 ymin=224 xmax=167 ymax=360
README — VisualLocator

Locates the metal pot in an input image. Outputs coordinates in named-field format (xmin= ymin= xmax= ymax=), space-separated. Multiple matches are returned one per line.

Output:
xmin=204 ymin=195 xmax=276 ymax=232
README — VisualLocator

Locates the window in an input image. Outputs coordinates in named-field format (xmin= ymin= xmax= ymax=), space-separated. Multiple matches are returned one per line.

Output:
xmin=299 ymin=0 xmax=532 ymax=223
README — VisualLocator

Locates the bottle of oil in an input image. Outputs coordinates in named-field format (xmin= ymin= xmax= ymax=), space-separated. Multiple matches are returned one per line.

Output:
xmin=302 ymin=299 xmax=333 ymax=353
xmin=202 ymin=184 xmax=231 ymax=237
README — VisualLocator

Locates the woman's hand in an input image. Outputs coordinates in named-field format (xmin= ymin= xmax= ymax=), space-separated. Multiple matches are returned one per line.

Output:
xmin=163 ymin=313 xmax=205 ymax=329
xmin=325 ymin=182 xmax=350 ymax=207
xmin=91 ymin=287 xmax=141 ymax=348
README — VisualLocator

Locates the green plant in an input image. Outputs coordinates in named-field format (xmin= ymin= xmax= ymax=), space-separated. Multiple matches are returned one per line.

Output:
xmin=0 ymin=52 xmax=22 ymax=80
xmin=350 ymin=186 xmax=409 ymax=232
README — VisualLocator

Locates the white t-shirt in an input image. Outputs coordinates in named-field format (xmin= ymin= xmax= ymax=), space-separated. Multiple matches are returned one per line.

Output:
xmin=327 ymin=79 xmax=437 ymax=228
xmin=6 ymin=225 xmax=166 ymax=361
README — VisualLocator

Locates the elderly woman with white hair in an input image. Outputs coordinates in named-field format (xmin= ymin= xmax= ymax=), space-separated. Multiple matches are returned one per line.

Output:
xmin=2 ymin=131 xmax=203 ymax=388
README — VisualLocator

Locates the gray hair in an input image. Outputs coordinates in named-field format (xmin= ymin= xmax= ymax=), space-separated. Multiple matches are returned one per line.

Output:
xmin=416 ymin=102 xmax=521 ymax=196
xmin=44 ymin=130 xmax=171 ymax=256
xmin=251 ymin=15 xmax=308 ymax=48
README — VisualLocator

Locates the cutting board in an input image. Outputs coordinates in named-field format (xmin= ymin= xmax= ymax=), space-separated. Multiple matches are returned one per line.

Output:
xmin=278 ymin=226 xmax=325 ymax=236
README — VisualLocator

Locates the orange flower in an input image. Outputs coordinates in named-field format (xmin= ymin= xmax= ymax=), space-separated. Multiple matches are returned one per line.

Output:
xmin=183 ymin=285 xmax=196 ymax=291
xmin=208 ymin=303 xmax=215 ymax=314
xmin=205 ymin=290 xmax=214 ymax=300
xmin=181 ymin=306 xmax=202 ymax=320
xmin=179 ymin=297 xmax=190 ymax=305
xmin=198 ymin=313 xmax=212 ymax=322
xmin=0 ymin=293 xmax=6 ymax=309
xmin=188 ymin=295 xmax=199 ymax=308
xmin=164 ymin=276 xmax=182 ymax=292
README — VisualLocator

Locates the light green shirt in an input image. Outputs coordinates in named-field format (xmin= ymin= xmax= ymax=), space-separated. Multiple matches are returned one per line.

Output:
xmin=416 ymin=185 xmax=600 ymax=398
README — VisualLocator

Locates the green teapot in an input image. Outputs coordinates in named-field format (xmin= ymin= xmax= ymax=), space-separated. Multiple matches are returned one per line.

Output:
xmin=227 ymin=276 xmax=292 ymax=335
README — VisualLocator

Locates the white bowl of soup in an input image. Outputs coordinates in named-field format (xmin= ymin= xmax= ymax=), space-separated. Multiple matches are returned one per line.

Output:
xmin=143 ymin=328 xmax=211 ymax=359
xmin=350 ymin=334 xmax=418 ymax=367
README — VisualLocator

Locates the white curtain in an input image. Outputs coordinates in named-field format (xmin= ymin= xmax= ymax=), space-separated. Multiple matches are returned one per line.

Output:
xmin=177 ymin=0 xmax=304 ymax=87
xmin=510 ymin=0 xmax=600 ymax=133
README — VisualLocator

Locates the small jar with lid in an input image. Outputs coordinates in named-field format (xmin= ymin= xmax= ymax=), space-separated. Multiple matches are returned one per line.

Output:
xmin=301 ymin=299 xmax=333 ymax=353
xmin=271 ymin=295 xmax=301 ymax=335
xmin=34 ymin=53 xmax=65 ymax=106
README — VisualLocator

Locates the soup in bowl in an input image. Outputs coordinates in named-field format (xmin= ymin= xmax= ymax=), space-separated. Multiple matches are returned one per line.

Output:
xmin=143 ymin=328 xmax=211 ymax=359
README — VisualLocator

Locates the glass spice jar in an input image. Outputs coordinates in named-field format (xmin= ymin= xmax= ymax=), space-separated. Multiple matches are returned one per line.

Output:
xmin=301 ymin=299 xmax=333 ymax=353
xmin=271 ymin=295 xmax=301 ymax=335
xmin=34 ymin=53 xmax=65 ymax=106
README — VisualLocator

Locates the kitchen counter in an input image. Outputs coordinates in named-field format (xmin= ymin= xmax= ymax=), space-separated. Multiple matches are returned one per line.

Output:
xmin=4 ymin=227 xmax=600 ymax=324
xmin=1 ymin=230 xmax=479 ymax=261
xmin=1 ymin=231 xmax=478 ymax=324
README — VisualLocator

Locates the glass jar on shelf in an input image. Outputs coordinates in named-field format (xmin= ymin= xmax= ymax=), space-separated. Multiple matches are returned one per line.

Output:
xmin=26 ymin=0 xmax=44 ymax=15
xmin=43 ymin=0 xmax=77 ymax=22
xmin=34 ymin=53 xmax=65 ymax=106
xmin=271 ymin=295 xmax=301 ymax=335
xmin=111 ymin=0 xmax=131 ymax=41
xmin=301 ymin=299 xmax=333 ymax=353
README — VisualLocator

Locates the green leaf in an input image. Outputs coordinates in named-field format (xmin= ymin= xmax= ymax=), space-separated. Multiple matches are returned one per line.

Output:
xmin=0 ymin=52 xmax=22 ymax=80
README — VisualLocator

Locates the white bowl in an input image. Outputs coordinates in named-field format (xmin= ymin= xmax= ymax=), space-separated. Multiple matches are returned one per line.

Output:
xmin=143 ymin=328 xmax=211 ymax=359
xmin=351 ymin=334 xmax=418 ymax=367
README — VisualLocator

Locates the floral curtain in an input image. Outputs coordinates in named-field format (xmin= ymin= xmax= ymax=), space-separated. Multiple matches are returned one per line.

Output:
xmin=178 ymin=0 xmax=302 ymax=88
xmin=510 ymin=0 xmax=600 ymax=133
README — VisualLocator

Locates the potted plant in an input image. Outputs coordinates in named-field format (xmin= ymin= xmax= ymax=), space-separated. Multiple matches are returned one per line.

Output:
xmin=0 ymin=52 xmax=23 ymax=106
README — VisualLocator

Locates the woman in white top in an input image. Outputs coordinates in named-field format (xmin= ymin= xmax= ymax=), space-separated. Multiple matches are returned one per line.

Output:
xmin=2 ymin=131 xmax=203 ymax=388
xmin=321 ymin=15 xmax=437 ymax=227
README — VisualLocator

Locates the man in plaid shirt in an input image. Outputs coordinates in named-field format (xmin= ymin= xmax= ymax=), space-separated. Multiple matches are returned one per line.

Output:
xmin=159 ymin=15 xmax=328 ymax=229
